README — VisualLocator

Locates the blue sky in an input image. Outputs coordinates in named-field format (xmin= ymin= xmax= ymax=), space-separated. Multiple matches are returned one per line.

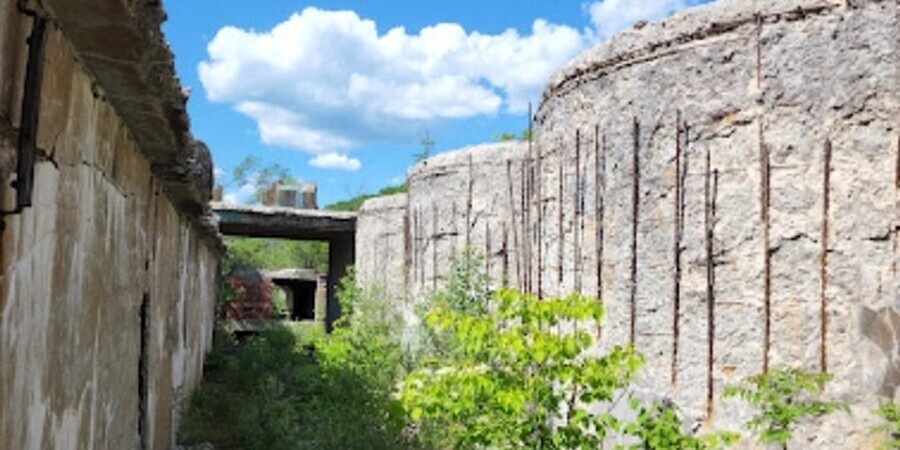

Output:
xmin=162 ymin=0 xmax=709 ymax=206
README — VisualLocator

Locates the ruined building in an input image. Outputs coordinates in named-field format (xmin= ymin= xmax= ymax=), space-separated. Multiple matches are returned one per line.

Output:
xmin=0 ymin=1 xmax=221 ymax=449
xmin=356 ymin=0 xmax=899 ymax=447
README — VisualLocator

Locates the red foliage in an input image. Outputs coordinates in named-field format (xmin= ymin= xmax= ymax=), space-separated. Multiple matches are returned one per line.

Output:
xmin=225 ymin=267 xmax=274 ymax=320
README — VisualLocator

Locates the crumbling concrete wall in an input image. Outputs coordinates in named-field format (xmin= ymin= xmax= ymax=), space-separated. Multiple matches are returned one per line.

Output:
xmin=356 ymin=193 xmax=409 ymax=302
xmin=356 ymin=0 xmax=898 ymax=446
xmin=0 ymin=2 xmax=221 ymax=449
xmin=357 ymin=142 xmax=532 ymax=300
xmin=534 ymin=0 xmax=897 ymax=447
xmin=406 ymin=142 xmax=533 ymax=298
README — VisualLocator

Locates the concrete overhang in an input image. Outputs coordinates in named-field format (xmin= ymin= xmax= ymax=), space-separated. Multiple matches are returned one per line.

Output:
xmin=212 ymin=202 xmax=356 ymax=241
xmin=264 ymin=269 xmax=324 ymax=282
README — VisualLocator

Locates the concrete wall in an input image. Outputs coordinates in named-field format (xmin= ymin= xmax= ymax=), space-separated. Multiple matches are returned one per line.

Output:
xmin=536 ymin=0 xmax=897 ymax=446
xmin=356 ymin=142 xmax=532 ymax=308
xmin=356 ymin=193 xmax=409 ymax=302
xmin=356 ymin=0 xmax=898 ymax=446
xmin=0 ymin=2 xmax=221 ymax=449
xmin=406 ymin=142 xmax=532 ymax=298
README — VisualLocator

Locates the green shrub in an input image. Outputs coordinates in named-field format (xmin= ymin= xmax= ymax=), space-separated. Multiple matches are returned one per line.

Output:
xmin=724 ymin=368 xmax=847 ymax=449
xmin=401 ymin=288 xmax=643 ymax=449
xmin=179 ymin=271 xmax=419 ymax=450
xmin=178 ymin=326 xmax=309 ymax=450
xmin=875 ymin=401 xmax=900 ymax=449
xmin=622 ymin=401 xmax=738 ymax=450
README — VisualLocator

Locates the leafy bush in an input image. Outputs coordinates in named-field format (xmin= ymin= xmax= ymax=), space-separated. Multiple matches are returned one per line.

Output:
xmin=875 ymin=401 xmax=900 ymax=450
xmin=178 ymin=327 xmax=309 ymax=450
xmin=622 ymin=401 xmax=738 ymax=450
xmin=179 ymin=273 xmax=419 ymax=450
xmin=308 ymin=271 xmax=416 ymax=449
xmin=401 ymin=288 xmax=643 ymax=449
xmin=724 ymin=368 xmax=847 ymax=449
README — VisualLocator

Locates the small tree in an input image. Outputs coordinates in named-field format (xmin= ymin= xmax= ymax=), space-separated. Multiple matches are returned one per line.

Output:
xmin=622 ymin=401 xmax=738 ymax=450
xmin=401 ymin=289 xmax=643 ymax=449
xmin=414 ymin=131 xmax=435 ymax=162
xmin=724 ymin=368 xmax=848 ymax=449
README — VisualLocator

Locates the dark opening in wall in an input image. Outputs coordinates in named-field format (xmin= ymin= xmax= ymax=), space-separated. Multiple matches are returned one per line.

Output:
xmin=138 ymin=293 xmax=150 ymax=450
xmin=291 ymin=280 xmax=317 ymax=320
xmin=271 ymin=278 xmax=318 ymax=321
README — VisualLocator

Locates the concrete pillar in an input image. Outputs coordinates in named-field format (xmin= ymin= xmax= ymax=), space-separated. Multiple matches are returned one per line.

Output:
xmin=301 ymin=184 xmax=317 ymax=209
xmin=326 ymin=233 xmax=355 ymax=330
xmin=277 ymin=187 xmax=298 ymax=208
xmin=315 ymin=274 xmax=327 ymax=323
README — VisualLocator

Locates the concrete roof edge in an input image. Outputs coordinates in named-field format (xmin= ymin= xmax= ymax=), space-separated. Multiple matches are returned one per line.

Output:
xmin=40 ymin=0 xmax=221 ymax=247
xmin=541 ymin=0 xmax=842 ymax=110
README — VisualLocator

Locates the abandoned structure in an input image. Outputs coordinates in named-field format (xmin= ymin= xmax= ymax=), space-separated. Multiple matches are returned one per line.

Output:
xmin=213 ymin=201 xmax=355 ymax=328
xmin=356 ymin=0 xmax=899 ymax=447
xmin=215 ymin=184 xmax=337 ymax=327
xmin=0 ymin=1 xmax=222 ymax=449
xmin=258 ymin=182 xmax=319 ymax=210
xmin=267 ymin=269 xmax=327 ymax=322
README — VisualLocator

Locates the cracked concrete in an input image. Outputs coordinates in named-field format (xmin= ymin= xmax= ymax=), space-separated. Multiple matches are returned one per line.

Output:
xmin=357 ymin=0 xmax=898 ymax=447
xmin=0 ymin=2 xmax=222 ymax=449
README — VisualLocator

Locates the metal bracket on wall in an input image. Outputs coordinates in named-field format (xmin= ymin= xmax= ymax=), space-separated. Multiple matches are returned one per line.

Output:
xmin=2 ymin=3 xmax=47 ymax=217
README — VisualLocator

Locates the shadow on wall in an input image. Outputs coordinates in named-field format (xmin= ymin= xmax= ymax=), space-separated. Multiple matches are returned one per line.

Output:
xmin=860 ymin=307 xmax=900 ymax=398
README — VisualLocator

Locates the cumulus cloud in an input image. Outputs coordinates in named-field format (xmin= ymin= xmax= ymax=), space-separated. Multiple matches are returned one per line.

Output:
xmin=199 ymin=2 xmax=701 ymax=170
xmin=198 ymin=8 xmax=585 ymax=168
xmin=309 ymin=152 xmax=362 ymax=171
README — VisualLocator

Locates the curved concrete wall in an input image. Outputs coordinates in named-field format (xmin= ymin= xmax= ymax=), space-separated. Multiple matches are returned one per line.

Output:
xmin=406 ymin=142 xmax=532 ymax=298
xmin=356 ymin=193 xmax=409 ymax=302
xmin=533 ymin=0 xmax=897 ymax=446
xmin=356 ymin=142 xmax=534 ymax=299
xmin=355 ymin=0 xmax=897 ymax=446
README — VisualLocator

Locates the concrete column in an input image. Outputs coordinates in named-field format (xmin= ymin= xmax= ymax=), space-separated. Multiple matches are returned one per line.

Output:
xmin=327 ymin=233 xmax=355 ymax=330
xmin=315 ymin=274 xmax=327 ymax=323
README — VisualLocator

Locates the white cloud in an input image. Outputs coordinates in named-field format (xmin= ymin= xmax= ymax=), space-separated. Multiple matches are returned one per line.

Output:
xmin=587 ymin=0 xmax=701 ymax=40
xmin=198 ymin=8 xmax=585 ymax=160
xmin=199 ymin=3 xmax=703 ymax=169
xmin=309 ymin=152 xmax=362 ymax=171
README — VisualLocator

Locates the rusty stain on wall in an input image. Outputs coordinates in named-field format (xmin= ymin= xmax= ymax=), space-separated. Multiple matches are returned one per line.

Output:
xmin=0 ymin=1 xmax=222 ymax=449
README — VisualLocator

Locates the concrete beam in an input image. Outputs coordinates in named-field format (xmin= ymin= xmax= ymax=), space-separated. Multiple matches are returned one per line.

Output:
xmin=212 ymin=202 xmax=356 ymax=241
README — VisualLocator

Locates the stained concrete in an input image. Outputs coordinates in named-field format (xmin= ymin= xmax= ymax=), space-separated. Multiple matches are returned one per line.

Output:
xmin=356 ymin=0 xmax=899 ymax=447
xmin=0 ymin=2 xmax=221 ymax=449
xmin=212 ymin=202 xmax=356 ymax=241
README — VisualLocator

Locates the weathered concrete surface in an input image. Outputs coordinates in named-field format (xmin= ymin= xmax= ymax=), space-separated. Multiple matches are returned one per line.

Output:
xmin=0 ymin=2 xmax=221 ymax=449
xmin=406 ymin=142 xmax=532 ymax=298
xmin=356 ymin=0 xmax=898 ymax=447
xmin=39 ymin=0 xmax=216 ymax=221
xmin=536 ymin=0 xmax=898 ymax=447
xmin=356 ymin=193 xmax=409 ymax=303
xmin=213 ymin=202 xmax=356 ymax=241
xmin=265 ymin=269 xmax=327 ymax=323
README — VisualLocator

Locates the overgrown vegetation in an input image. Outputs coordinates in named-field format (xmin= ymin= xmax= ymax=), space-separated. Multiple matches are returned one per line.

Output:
xmin=180 ymin=276 xmax=417 ymax=449
xmin=724 ymin=368 xmax=848 ymax=449
xmin=623 ymin=402 xmax=738 ymax=450
xmin=223 ymin=237 xmax=328 ymax=273
xmin=875 ymin=401 xmax=900 ymax=449
xmin=185 ymin=252 xmax=860 ymax=449
xmin=403 ymin=289 xmax=642 ymax=449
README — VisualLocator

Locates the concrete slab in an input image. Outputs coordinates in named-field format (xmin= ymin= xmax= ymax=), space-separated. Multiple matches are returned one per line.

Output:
xmin=212 ymin=202 xmax=356 ymax=241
